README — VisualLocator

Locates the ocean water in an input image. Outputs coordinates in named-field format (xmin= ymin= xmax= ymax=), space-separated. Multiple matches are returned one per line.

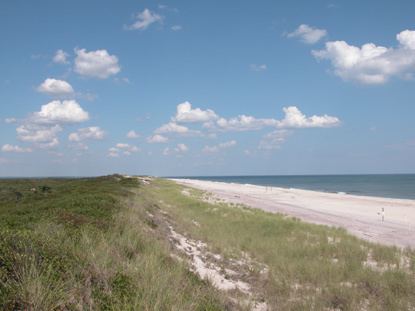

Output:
xmin=175 ymin=174 xmax=415 ymax=200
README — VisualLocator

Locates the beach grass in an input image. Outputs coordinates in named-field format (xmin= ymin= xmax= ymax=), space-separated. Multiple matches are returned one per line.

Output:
xmin=140 ymin=179 xmax=415 ymax=310
xmin=0 ymin=176 xmax=225 ymax=310
xmin=1 ymin=175 xmax=414 ymax=310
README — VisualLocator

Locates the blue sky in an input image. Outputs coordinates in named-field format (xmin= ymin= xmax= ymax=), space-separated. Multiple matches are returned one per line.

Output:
xmin=1 ymin=0 xmax=415 ymax=177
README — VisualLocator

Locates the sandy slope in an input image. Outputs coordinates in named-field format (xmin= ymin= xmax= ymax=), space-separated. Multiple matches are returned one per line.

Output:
xmin=171 ymin=179 xmax=415 ymax=249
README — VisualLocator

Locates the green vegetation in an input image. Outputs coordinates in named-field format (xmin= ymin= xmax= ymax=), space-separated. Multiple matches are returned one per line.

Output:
xmin=139 ymin=179 xmax=415 ymax=311
xmin=0 ymin=176 xmax=225 ymax=310
xmin=1 ymin=176 xmax=414 ymax=310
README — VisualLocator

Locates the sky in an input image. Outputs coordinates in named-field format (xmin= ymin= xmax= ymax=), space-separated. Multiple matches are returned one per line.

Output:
xmin=1 ymin=0 xmax=415 ymax=177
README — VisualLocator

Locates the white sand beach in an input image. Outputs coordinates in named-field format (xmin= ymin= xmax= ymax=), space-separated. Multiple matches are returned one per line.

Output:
xmin=171 ymin=179 xmax=415 ymax=248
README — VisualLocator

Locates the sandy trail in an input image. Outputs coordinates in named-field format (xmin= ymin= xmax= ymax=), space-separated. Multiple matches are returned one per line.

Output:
xmin=171 ymin=179 xmax=415 ymax=249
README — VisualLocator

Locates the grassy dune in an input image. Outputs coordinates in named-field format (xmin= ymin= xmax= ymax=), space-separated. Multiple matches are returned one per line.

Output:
xmin=140 ymin=179 xmax=415 ymax=310
xmin=1 ymin=176 xmax=414 ymax=310
xmin=0 ymin=176 xmax=224 ymax=310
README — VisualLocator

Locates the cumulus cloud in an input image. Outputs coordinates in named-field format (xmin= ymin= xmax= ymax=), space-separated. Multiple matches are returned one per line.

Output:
xmin=155 ymin=122 xmax=189 ymax=134
xmin=250 ymin=64 xmax=267 ymax=72
xmin=258 ymin=130 xmax=290 ymax=150
xmin=39 ymin=138 xmax=60 ymax=149
xmin=163 ymin=143 xmax=188 ymax=156
xmin=37 ymin=78 xmax=74 ymax=96
xmin=151 ymin=103 xmax=340 ymax=153
xmin=173 ymin=101 xmax=218 ymax=123
xmin=398 ymin=30 xmax=415 ymax=49
xmin=1 ymin=144 xmax=32 ymax=153
xmin=53 ymin=49 xmax=69 ymax=64
xmin=147 ymin=134 xmax=168 ymax=143
xmin=33 ymin=100 xmax=89 ymax=124
xmin=126 ymin=9 xmax=162 ymax=30
xmin=17 ymin=124 xmax=62 ymax=146
xmin=126 ymin=130 xmax=140 ymax=138
xmin=108 ymin=143 xmax=139 ymax=157
xmin=68 ymin=126 xmax=104 ymax=142
xmin=176 ymin=143 xmax=188 ymax=152
xmin=203 ymin=140 xmax=236 ymax=153
xmin=207 ymin=106 xmax=339 ymax=131
xmin=287 ymin=24 xmax=327 ymax=44
xmin=74 ymin=48 xmax=120 ymax=79
xmin=276 ymin=106 xmax=340 ymax=128
xmin=214 ymin=115 xmax=278 ymax=131
xmin=312 ymin=29 xmax=415 ymax=84
xmin=12 ymin=100 xmax=89 ymax=149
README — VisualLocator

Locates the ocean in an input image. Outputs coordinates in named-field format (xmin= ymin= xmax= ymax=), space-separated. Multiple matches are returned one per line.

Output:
xmin=174 ymin=174 xmax=415 ymax=200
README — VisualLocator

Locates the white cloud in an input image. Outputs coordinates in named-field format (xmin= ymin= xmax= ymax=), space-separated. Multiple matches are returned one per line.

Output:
xmin=108 ymin=147 xmax=119 ymax=158
xmin=258 ymin=130 xmax=290 ymax=150
xmin=176 ymin=143 xmax=188 ymax=152
xmin=397 ymin=30 xmax=415 ymax=50
xmin=151 ymin=102 xmax=340 ymax=152
xmin=214 ymin=115 xmax=277 ymax=131
xmin=12 ymin=100 xmax=89 ymax=149
xmin=74 ymin=48 xmax=120 ymax=79
xmin=287 ymin=24 xmax=327 ymax=44
xmin=17 ymin=124 xmax=61 ymax=146
xmin=147 ymin=134 xmax=168 ymax=143
xmin=155 ymin=122 xmax=189 ymax=134
xmin=108 ymin=143 xmax=139 ymax=157
xmin=250 ymin=64 xmax=267 ymax=71
xmin=203 ymin=140 xmax=236 ymax=153
xmin=312 ymin=29 xmax=415 ymax=84
xmin=68 ymin=126 xmax=105 ymax=142
xmin=205 ymin=106 xmax=339 ymax=131
xmin=1 ymin=144 xmax=32 ymax=153
xmin=38 ymin=138 xmax=59 ymax=149
xmin=37 ymin=78 xmax=74 ymax=96
xmin=116 ymin=143 xmax=139 ymax=153
xmin=126 ymin=130 xmax=140 ymax=138
xmin=276 ymin=106 xmax=340 ymax=128
xmin=174 ymin=101 xmax=218 ymax=123
xmin=163 ymin=143 xmax=188 ymax=156
xmin=33 ymin=100 xmax=89 ymax=124
xmin=127 ymin=9 xmax=162 ymax=30
xmin=171 ymin=25 xmax=182 ymax=31
xmin=53 ymin=49 xmax=69 ymax=64
xmin=5 ymin=118 xmax=16 ymax=124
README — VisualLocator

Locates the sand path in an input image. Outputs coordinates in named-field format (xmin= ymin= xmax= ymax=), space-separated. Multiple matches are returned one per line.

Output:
xmin=171 ymin=179 xmax=415 ymax=249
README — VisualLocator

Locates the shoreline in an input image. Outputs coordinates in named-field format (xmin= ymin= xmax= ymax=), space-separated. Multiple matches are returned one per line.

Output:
xmin=171 ymin=178 xmax=415 ymax=249
xmin=169 ymin=175 xmax=415 ymax=201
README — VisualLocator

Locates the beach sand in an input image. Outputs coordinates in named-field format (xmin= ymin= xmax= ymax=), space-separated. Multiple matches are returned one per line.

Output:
xmin=171 ymin=179 xmax=415 ymax=248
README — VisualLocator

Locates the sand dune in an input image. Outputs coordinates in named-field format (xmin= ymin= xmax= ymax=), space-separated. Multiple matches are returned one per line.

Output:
xmin=171 ymin=179 xmax=415 ymax=248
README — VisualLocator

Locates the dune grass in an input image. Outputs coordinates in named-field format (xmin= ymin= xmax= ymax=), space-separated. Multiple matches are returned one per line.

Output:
xmin=1 ymin=175 xmax=414 ymax=310
xmin=139 ymin=179 xmax=415 ymax=311
xmin=0 ymin=176 xmax=225 ymax=310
